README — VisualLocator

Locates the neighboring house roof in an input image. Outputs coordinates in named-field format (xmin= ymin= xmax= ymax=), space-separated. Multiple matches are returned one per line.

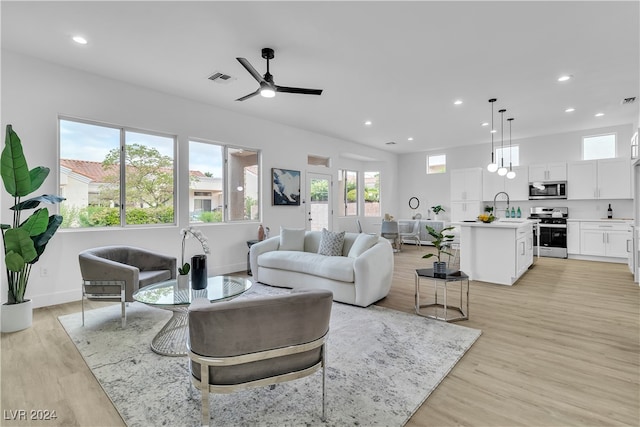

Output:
xmin=60 ymin=158 xmax=208 ymax=182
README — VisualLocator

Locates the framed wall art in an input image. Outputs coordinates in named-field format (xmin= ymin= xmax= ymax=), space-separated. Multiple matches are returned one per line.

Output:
xmin=272 ymin=168 xmax=301 ymax=206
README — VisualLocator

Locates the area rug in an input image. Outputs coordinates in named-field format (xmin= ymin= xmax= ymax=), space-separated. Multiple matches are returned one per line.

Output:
xmin=59 ymin=284 xmax=481 ymax=427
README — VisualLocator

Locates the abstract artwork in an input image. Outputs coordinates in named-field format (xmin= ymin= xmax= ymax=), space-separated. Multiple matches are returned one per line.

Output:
xmin=272 ymin=168 xmax=301 ymax=205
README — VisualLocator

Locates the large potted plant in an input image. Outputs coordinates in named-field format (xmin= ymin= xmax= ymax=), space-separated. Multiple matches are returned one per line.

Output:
xmin=1 ymin=125 xmax=64 ymax=332
xmin=422 ymin=225 xmax=455 ymax=275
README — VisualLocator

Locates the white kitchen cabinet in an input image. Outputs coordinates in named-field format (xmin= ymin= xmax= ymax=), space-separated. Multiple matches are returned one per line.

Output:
xmin=580 ymin=222 xmax=631 ymax=258
xmin=529 ymin=162 xmax=567 ymax=182
xmin=482 ymin=166 xmax=528 ymax=201
xmin=451 ymin=168 xmax=482 ymax=200
xmin=516 ymin=227 xmax=534 ymax=278
xmin=567 ymin=221 xmax=580 ymax=254
xmin=568 ymin=158 xmax=631 ymax=200
xmin=450 ymin=201 xmax=482 ymax=222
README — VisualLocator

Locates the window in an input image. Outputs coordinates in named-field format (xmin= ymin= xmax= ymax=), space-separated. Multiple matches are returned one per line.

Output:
xmin=583 ymin=133 xmax=616 ymax=160
xmin=308 ymin=154 xmax=330 ymax=167
xmin=59 ymin=118 xmax=175 ymax=228
xmin=189 ymin=140 xmax=260 ymax=223
xmin=364 ymin=171 xmax=380 ymax=217
xmin=338 ymin=169 xmax=358 ymax=216
xmin=496 ymin=145 xmax=519 ymax=167
xmin=427 ymin=154 xmax=446 ymax=174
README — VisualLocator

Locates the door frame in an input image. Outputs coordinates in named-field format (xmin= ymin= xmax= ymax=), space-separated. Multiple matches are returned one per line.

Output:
xmin=306 ymin=172 xmax=333 ymax=231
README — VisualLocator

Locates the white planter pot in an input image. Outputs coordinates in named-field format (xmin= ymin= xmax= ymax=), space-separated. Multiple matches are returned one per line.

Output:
xmin=1 ymin=299 xmax=33 ymax=333
xmin=177 ymin=274 xmax=189 ymax=290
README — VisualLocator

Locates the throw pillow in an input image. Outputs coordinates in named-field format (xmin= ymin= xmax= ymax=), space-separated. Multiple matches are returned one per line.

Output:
xmin=279 ymin=227 xmax=306 ymax=251
xmin=318 ymin=228 xmax=345 ymax=256
xmin=348 ymin=233 xmax=378 ymax=258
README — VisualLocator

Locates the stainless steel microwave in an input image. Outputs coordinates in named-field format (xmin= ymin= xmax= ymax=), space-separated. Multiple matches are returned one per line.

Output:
xmin=528 ymin=181 xmax=567 ymax=200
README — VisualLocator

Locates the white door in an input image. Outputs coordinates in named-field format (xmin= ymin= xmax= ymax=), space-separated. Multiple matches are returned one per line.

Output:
xmin=306 ymin=173 xmax=332 ymax=231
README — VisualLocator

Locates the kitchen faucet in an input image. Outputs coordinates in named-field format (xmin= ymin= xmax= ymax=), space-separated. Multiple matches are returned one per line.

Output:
xmin=493 ymin=191 xmax=510 ymax=218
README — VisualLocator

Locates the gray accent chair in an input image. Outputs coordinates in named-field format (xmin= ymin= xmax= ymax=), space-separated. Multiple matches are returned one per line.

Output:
xmin=78 ymin=246 xmax=176 ymax=327
xmin=187 ymin=289 xmax=333 ymax=426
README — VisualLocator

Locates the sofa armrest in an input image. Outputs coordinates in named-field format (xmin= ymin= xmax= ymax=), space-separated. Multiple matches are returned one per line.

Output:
xmin=249 ymin=236 xmax=280 ymax=282
xmin=353 ymin=239 xmax=394 ymax=306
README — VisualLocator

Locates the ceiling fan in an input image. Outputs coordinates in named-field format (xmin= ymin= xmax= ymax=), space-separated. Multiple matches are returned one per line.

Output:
xmin=235 ymin=47 xmax=323 ymax=101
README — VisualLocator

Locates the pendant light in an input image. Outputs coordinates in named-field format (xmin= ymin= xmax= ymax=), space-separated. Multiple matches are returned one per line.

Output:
xmin=506 ymin=117 xmax=516 ymax=179
xmin=497 ymin=109 xmax=508 ymax=176
xmin=486 ymin=98 xmax=498 ymax=173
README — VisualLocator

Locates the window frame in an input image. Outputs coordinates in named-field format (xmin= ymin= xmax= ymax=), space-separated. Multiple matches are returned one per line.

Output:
xmin=426 ymin=154 xmax=446 ymax=174
xmin=338 ymin=169 xmax=359 ymax=217
xmin=58 ymin=116 xmax=177 ymax=229
xmin=363 ymin=171 xmax=381 ymax=218
xmin=495 ymin=145 xmax=520 ymax=167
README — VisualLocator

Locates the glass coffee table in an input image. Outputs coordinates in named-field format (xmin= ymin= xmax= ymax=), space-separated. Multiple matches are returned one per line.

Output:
xmin=133 ymin=275 xmax=252 ymax=356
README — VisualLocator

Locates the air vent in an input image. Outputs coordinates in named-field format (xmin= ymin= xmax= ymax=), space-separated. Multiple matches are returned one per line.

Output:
xmin=208 ymin=71 xmax=236 ymax=84
xmin=385 ymin=141 xmax=397 ymax=145
xmin=622 ymin=97 xmax=636 ymax=104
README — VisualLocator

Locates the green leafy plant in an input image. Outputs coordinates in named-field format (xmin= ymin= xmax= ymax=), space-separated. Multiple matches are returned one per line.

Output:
xmin=422 ymin=226 xmax=455 ymax=263
xmin=431 ymin=205 xmax=445 ymax=215
xmin=1 ymin=125 xmax=64 ymax=304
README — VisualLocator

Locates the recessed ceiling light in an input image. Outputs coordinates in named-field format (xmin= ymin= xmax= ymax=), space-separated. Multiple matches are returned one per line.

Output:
xmin=490 ymin=129 xmax=497 ymax=134
xmin=565 ymin=108 xmax=575 ymax=113
xmin=72 ymin=36 xmax=88 ymax=45
xmin=557 ymin=75 xmax=572 ymax=82
xmin=364 ymin=120 xmax=372 ymax=126
xmin=595 ymin=112 xmax=604 ymax=117
xmin=454 ymin=100 xmax=463 ymax=105
xmin=407 ymin=137 xmax=414 ymax=141
xmin=481 ymin=122 xmax=489 ymax=127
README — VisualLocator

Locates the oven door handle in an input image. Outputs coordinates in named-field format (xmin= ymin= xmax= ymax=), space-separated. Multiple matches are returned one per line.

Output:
xmin=538 ymin=224 xmax=567 ymax=229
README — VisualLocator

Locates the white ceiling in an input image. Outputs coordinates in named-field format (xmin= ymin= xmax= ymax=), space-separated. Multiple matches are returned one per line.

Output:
xmin=2 ymin=1 xmax=639 ymax=154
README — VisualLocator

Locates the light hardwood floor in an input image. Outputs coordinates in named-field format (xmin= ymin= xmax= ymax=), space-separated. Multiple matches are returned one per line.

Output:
xmin=1 ymin=250 xmax=639 ymax=426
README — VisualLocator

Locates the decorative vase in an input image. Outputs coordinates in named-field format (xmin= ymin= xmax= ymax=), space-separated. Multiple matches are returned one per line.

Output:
xmin=1 ymin=299 xmax=33 ymax=333
xmin=433 ymin=261 xmax=447 ymax=277
xmin=177 ymin=274 xmax=189 ymax=290
xmin=191 ymin=255 xmax=207 ymax=290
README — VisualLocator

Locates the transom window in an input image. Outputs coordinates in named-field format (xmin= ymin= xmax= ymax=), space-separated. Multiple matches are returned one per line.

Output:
xmin=496 ymin=145 xmax=520 ymax=167
xmin=427 ymin=154 xmax=446 ymax=174
xmin=583 ymin=133 xmax=616 ymax=160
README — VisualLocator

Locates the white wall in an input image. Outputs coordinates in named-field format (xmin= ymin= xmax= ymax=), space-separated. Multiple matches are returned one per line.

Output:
xmin=0 ymin=50 xmax=398 ymax=307
xmin=398 ymin=124 xmax=635 ymax=221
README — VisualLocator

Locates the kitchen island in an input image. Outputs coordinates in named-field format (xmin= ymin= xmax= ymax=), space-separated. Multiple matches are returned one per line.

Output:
xmin=457 ymin=220 xmax=535 ymax=286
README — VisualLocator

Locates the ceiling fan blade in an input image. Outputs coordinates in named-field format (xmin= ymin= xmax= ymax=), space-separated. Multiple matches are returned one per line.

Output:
xmin=235 ymin=88 xmax=261 ymax=102
xmin=236 ymin=57 xmax=264 ymax=83
xmin=275 ymin=85 xmax=323 ymax=96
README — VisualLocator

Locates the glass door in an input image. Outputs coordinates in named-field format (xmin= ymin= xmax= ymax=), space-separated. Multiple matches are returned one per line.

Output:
xmin=306 ymin=173 xmax=332 ymax=231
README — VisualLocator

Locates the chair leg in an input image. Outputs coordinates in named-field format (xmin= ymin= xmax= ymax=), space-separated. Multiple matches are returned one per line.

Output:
xmin=121 ymin=288 xmax=127 ymax=328
xmin=201 ymin=365 xmax=210 ymax=427
xmin=81 ymin=288 xmax=85 ymax=327
xmin=321 ymin=343 xmax=327 ymax=421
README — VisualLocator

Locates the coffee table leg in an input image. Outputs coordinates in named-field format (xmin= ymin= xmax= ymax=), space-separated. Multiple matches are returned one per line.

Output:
xmin=151 ymin=309 xmax=189 ymax=356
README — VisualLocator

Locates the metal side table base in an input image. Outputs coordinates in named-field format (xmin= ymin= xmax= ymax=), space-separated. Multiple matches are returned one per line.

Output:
xmin=150 ymin=308 xmax=189 ymax=356
xmin=415 ymin=268 xmax=469 ymax=322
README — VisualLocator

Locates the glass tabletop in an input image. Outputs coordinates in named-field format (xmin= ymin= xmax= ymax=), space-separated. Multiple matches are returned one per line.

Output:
xmin=133 ymin=275 xmax=252 ymax=307
xmin=416 ymin=268 xmax=468 ymax=280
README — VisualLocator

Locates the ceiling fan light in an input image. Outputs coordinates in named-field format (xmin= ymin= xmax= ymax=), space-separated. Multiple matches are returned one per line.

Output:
xmin=497 ymin=167 xmax=508 ymax=176
xmin=487 ymin=163 xmax=498 ymax=173
xmin=260 ymin=87 xmax=275 ymax=98
xmin=506 ymin=170 xmax=516 ymax=179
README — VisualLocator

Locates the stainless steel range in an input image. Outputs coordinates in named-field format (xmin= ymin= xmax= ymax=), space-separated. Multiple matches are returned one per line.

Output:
xmin=528 ymin=207 xmax=568 ymax=258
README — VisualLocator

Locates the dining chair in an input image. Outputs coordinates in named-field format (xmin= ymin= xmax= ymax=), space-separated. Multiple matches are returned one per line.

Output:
xmin=380 ymin=220 xmax=400 ymax=252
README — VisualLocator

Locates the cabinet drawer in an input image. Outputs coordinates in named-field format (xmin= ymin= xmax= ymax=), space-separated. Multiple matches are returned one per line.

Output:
xmin=580 ymin=222 xmax=629 ymax=232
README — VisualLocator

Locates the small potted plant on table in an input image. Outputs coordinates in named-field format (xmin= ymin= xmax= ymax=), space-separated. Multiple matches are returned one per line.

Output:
xmin=422 ymin=225 xmax=455 ymax=276
xmin=431 ymin=205 xmax=445 ymax=220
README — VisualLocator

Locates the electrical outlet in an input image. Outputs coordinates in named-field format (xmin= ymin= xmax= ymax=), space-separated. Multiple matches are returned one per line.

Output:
xmin=40 ymin=267 xmax=49 ymax=277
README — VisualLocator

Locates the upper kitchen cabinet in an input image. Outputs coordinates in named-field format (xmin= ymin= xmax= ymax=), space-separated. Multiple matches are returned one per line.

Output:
xmin=528 ymin=162 xmax=567 ymax=182
xmin=568 ymin=158 xmax=631 ymax=200
xmin=482 ymin=166 xmax=528 ymax=201
xmin=451 ymin=168 xmax=482 ymax=201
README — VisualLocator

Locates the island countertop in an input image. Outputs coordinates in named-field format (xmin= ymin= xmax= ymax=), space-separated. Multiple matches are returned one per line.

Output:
xmin=455 ymin=219 xmax=536 ymax=229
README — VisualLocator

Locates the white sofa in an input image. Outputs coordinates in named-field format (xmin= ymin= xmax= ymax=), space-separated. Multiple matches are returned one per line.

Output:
xmin=249 ymin=230 xmax=394 ymax=307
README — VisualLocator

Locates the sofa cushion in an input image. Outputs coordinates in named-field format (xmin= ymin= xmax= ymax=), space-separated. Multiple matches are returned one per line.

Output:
xmin=279 ymin=227 xmax=305 ymax=251
xmin=258 ymin=251 xmax=355 ymax=282
xmin=348 ymin=233 xmax=379 ymax=258
xmin=317 ymin=229 xmax=345 ymax=256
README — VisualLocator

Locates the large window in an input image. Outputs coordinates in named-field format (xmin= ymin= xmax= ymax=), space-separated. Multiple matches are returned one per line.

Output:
xmin=59 ymin=118 xmax=175 ymax=228
xmin=338 ymin=169 xmax=358 ymax=216
xmin=364 ymin=171 xmax=380 ymax=217
xmin=427 ymin=154 xmax=446 ymax=174
xmin=189 ymin=140 xmax=260 ymax=223
xmin=496 ymin=145 xmax=519 ymax=167
xmin=583 ymin=133 xmax=616 ymax=160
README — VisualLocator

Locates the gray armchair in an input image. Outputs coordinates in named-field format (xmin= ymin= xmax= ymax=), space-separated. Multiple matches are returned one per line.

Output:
xmin=78 ymin=246 xmax=176 ymax=327
xmin=188 ymin=289 xmax=333 ymax=426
